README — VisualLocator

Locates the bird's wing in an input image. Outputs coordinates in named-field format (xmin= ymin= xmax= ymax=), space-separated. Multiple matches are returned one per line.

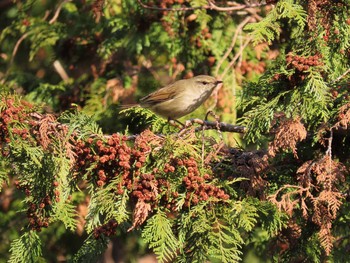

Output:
xmin=140 ymin=83 xmax=177 ymax=106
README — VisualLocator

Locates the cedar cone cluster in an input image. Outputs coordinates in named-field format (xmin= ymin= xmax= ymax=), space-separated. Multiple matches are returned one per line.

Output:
xmin=0 ymin=99 xmax=58 ymax=231
xmin=74 ymin=132 xmax=150 ymax=190
xmin=286 ymin=53 xmax=322 ymax=72
xmin=174 ymin=157 xmax=229 ymax=207
xmin=14 ymin=179 xmax=60 ymax=231
xmin=272 ymin=52 xmax=325 ymax=86
xmin=74 ymin=132 xmax=230 ymax=210
xmin=26 ymin=202 xmax=50 ymax=231
xmin=0 ymin=98 xmax=31 ymax=147
xmin=74 ymin=131 xmax=169 ymax=213
xmin=131 ymin=173 xmax=159 ymax=203
xmin=93 ymin=219 xmax=118 ymax=239
xmin=15 ymin=182 xmax=52 ymax=231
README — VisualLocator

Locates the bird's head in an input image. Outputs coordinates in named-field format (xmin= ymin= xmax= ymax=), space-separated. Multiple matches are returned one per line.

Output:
xmin=192 ymin=75 xmax=223 ymax=91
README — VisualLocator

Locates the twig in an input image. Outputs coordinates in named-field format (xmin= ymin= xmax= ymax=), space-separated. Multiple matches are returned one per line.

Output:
xmin=215 ymin=16 xmax=253 ymax=77
xmin=49 ymin=0 xmax=71 ymax=24
xmin=220 ymin=36 xmax=252 ymax=79
xmin=137 ymin=0 xmax=271 ymax=12
xmin=188 ymin=118 xmax=247 ymax=133
xmin=137 ymin=0 xmax=202 ymax=11
xmin=53 ymin=60 xmax=70 ymax=82
xmin=6 ymin=0 xmax=69 ymax=77
xmin=326 ymin=128 xmax=333 ymax=176
xmin=326 ymin=129 xmax=333 ymax=157
xmin=207 ymin=0 xmax=268 ymax=12
xmin=332 ymin=68 xmax=350 ymax=83
xmin=141 ymin=59 xmax=162 ymax=83
xmin=9 ymin=32 xmax=30 ymax=67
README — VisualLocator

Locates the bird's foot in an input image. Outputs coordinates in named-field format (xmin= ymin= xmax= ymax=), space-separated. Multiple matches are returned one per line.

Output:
xmin=205 ymin=110 xmax=220 ymax=122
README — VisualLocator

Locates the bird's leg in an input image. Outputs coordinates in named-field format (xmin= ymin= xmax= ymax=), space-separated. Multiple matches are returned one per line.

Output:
xmin=168 ymin=118 xmax=184 ymax=129
xmin=205 ymin=110 xmax=223 ymax=139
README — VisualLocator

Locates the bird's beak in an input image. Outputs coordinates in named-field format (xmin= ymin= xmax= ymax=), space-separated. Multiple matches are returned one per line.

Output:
xmin=216 ymin=80 xmax=223 ymax=85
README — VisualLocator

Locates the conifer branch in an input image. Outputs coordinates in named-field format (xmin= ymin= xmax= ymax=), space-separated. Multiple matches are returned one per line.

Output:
xmin=28 ymin=112 xmax=247 ymax=141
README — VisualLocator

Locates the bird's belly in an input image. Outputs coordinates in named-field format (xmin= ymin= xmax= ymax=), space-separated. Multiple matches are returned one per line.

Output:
xmin=151 ymin=91 xmax=210 ymax=119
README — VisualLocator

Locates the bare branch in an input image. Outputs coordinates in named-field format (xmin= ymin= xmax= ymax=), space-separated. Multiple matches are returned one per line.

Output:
xmin=185 ymin=118 xmax=247 ymax=133
xmin=53 ymin=60 xmax=70 ymax=82
xmin=220 ymin=36 xmax=252 ymax=79
xmin=215 ymin=16 xmax=253 ymax=76
xmin=49 ymin=0 xmax=71 ymax=24
xmin=6 ymin=0 xmax=70 ymax=78
xmin=207 ymin=0 xmax=268 ymax=12
xmin=137 ymin=0 xmax=271 ymax=12
xmin=10 ymin=32 xmax=30 ymax=67
xmin=137 ymin=0 xmax=202 ymax=11
xmin=332 ymin=68 xmax=350 ymax=83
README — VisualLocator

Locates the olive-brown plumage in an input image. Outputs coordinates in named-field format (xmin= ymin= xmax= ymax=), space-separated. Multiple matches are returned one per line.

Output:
xmin=140 ymin=75 xmax=222 ymax=119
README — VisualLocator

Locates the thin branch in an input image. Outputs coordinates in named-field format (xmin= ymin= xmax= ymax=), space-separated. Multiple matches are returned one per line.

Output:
xmin=332 ymin=68 xmax=350 ymax=83
xmin=9 ymin=32 xmax=30 ymax=67
xmin=215 ymin=16 xmax=253 ymax=76
xmin=6 ymin=0 xmax=69 ymax=77
xmin=207 ymin=0 xmax=268 ymax=12
xmin=212 ymin=35 xmax=252 ymax=112
xmin=53 ymin=60 xmax=70 ymax=82
xmin=49 ymin=0 xmax=71 ymax=24
xmin=137 ymin=0 xmax=271 ymax=12
xmin=326 ymin=129 xmax=333 ymax=157
xmin=220 ymin=36 xmax=252 ymax=79
xmin=185 ymin=118 xmax=247 ymax=133
xmin=137 ymin=0 xmax=202 ymax=11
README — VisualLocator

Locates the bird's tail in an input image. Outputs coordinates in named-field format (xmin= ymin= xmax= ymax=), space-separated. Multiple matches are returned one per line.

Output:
xmin=119 ymin=104 xmax=140 ymax=110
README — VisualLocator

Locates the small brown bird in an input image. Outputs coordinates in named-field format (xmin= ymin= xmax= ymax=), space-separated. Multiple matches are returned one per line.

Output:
xmin=140 ymin=75 xmax=222 ymax=120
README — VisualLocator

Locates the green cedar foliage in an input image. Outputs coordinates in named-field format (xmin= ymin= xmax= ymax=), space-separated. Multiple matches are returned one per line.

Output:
xmin=9 ymin=231 xmax=43 ymax=263
xmin=0 ymin=0 xmax=349 ymax=262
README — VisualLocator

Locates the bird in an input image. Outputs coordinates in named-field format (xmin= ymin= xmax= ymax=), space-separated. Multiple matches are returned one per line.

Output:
xmin=139 ymin=75 xmax=222 ymax=120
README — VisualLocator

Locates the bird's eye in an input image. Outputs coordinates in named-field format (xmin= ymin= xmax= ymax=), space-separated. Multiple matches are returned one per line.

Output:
xmin=201 ymin=81 xmax=208 ymax=85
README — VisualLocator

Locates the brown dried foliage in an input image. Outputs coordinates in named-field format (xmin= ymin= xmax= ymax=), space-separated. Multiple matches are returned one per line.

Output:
xmin=128 ymin=200 xmax=152 ymax=232
xmin=268 ymin=116 xmax=307 ymax=158
xmin=269 ymin=156 xmax=346 ymax=255
xmin=334 ymin=102 xmax=350 ymax=130
xmin=0 ymin=98 xmax=78 ymax=230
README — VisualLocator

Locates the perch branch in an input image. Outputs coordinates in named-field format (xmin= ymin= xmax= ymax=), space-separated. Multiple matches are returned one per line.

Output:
xmin=27 ymin=113 xmax=247 ymax=144
xmin=185 ymin=118 xmax=247 ymax=133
